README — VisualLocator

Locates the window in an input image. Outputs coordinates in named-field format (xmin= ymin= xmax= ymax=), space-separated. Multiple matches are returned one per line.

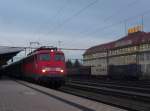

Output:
xmin=39 ymin=54 xmax=50 ymax=61
xmin=145 ymin=44 xmax=149 ymax=49
xmin=140 ymin=53 xmax=144 ymax=61
xmin=148 ymin=44 xmax=150 ymax=48
xmin=146 ymin=52 xmax=150 ymax=60
xmin=128 ymin=47 xmax=131 ymax=52
xmin=140 ymin=44 xmax=146 ymax=50
xmin=143 ymin=44 xmax=146 ymax=49
xmin=25 ymin=56 xmax=34 ymax=63
xmin=55 ymin=54 xmax=65 ymax=61
xmin=134 ymin=46 xmax=137 ymax=51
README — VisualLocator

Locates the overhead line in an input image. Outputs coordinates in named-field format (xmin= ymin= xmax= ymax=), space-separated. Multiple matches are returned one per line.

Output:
xmin=36 ymin=0 xmax=69 ymax=40
xmin=60 ymin=48 xmax=87 ymax=51
xmin=83 ymin=8 xmax=150 ymax=37
xmin=78 ymin=0 xmax=141 ymax=37
xmin=0 ymin=45 xmax=87 ymax=51
xmin=76 ymin=0 xmax=140 ymax=37
xmin=47 ymin=0 xmax=99 ymax=34
xmin=104 ymin=0 xmax=140 ymax=22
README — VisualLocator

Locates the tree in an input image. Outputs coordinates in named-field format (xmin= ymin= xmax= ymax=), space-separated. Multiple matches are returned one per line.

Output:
xmin=73 ymin=59 xmax=81 ymax=68
xmin=66 ymin=59 xmax=73 ymax=68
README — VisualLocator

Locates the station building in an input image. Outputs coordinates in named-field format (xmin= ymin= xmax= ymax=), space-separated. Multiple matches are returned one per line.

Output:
xmin=83 ymin=26 xmax=150 ymax=79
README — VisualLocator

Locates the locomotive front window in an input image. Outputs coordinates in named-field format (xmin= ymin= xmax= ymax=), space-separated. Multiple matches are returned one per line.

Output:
xmin=55 ymin=54 xmax=65 ymax=61
xmin=39 ymin=54 xmax=50 ymax=61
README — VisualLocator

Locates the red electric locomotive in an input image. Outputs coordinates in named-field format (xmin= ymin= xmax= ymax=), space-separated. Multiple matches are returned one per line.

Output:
xmin=4 ymin=46 xmax=66 ymax=88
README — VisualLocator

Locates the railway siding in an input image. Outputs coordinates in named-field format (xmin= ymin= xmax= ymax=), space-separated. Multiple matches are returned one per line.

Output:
xmin=62 ymin=79 xmax=150 ymax=111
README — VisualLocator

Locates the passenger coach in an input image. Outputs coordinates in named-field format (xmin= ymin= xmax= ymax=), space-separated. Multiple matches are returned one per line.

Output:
xmin=4 ymin=46 xmax=66 ymax=88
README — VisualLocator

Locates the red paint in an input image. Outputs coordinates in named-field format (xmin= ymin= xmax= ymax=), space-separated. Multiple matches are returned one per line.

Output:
xmin=22 ymin=47 xmax=66 ymax=78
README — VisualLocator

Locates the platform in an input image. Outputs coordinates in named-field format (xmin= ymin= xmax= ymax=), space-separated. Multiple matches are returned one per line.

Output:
xmin=0 ymin=78 xmax=126 ymax=111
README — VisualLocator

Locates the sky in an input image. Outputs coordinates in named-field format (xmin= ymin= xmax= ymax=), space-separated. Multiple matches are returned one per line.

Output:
xmin=0 ymin=0 xmax=150 ymax=60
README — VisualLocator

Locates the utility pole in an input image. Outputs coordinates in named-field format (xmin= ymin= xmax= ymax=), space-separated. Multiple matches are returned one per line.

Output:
xmin=124 ymin=20 xmax=127 ymax=35
xmin=24 ymin=48 xmax=27 ymax=56
xmin=58 ymin=41 xmax=62 ymax=49
xmin=141 ymin=15 xmax=144 ymax=31
xmin=29 ymin=41 xmax=40 ymax=52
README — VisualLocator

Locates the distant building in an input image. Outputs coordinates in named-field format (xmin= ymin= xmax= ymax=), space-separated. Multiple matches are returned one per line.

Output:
xmin=83 ymin=31 xmax=150 ymax=78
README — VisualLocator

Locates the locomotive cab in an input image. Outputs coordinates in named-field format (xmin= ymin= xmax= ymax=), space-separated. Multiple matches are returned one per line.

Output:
xmin=34 ymin=48 xmax=66 ymax=87
xmin=22 ymin=47 xmax=66 ymax=88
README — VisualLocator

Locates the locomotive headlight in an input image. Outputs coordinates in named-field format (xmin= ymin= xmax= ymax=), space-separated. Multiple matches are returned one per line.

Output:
xmin=50 ymin=49 xmax=54 ymax=52
xmin=60 ymin=69 xmax=64 ymax=73
xmin=42 ymin=67 xmax=50 ymax=73
xmin=42 ymin=69 xmax=46 ymax=73
xmin=42 ymin=67 xmax=64 ymax=73
xmin=56 ymin=68 xmax=64 ymax=73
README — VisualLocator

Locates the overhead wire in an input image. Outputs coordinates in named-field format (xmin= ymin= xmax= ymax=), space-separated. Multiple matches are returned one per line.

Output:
xmin=0 ymin=45 xmax=87 ymax=51
xmin=10 ymin=1 xmax=150 ymax=51
xmin=78 ymin=0 xmax=141 ymax=37
xmin=82 ymin=8 xmax=150 ymax=38
xmin=36 ymin=0 xmax=69 ymax=40
xmin=46 ymin=0 xmax=99 ymax=34
xmin=104 ymin=0 xmax=140 ymax=22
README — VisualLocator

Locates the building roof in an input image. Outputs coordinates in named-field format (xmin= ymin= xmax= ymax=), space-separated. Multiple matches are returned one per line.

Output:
xmin=0 ymin=46 xmax=24 ymax=65
xmin=0 ymin=46 xmax=23 ymax=55
xmin=84 ymin=31 xmax=150 ymax=55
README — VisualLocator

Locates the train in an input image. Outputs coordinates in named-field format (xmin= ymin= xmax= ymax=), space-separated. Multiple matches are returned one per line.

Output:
xmin=2 ymin=46 xmax=66 ymax=88
xmin=67 ymin=66 xmax=91 ymax=76
xmin=108 ymin=64 xmax=142 ymax=80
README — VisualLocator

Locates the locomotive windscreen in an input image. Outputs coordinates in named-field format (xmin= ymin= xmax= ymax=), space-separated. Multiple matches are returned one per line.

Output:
xmin=39 ymin=54 xmax=51 ymax=61
xmin=55 ymin=54 xmax=65 ymax=61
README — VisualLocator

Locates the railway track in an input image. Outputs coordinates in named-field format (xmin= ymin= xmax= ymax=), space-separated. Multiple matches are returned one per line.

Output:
xmin=68 ymin=80 xmax=150 ymax=93
xmin=67 ymin=77 xmax=150 ymax=88
xmin=59 ymin=79 xmax=150 ymax=111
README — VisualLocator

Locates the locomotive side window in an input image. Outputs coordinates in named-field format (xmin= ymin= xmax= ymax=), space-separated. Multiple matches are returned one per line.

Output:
xmin=39 ymin=54 xmax=50 ymax=61
xmin=25 ymin=56 xmax=34 ymax=63
xmin=55 ymin=54 xmax=65 ymax=61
